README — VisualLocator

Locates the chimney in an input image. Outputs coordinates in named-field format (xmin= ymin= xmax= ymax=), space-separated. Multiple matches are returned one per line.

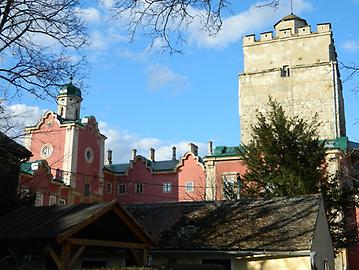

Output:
xmin=172 ymin=146 xmax=176 ymax=160
xmin=188 ymin=143 xmax=198 ymax=156
xmin=107 ymin=149 xmax=112 ymax=165
xmin=149 ymin=148 xmax=155 ymax=161
xmin=131 ymin=149 xmax=137 ymax=160
xmin=208 ymin=141 xmax=213 ymax=155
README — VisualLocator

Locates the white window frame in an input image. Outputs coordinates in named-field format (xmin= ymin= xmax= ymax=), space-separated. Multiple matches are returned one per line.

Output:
xmin=135 ymin=183 xmax=144 ymax=194
xmin=185 ymin=181 xmax=194 ymax=192
xmin=49 ymin=195 xmax=57 ymax=206
xmin=162 ymin=182 xmax=172 ymax=193
xmin=117 ymin=183 xmax=126 ymax=195
xmin=35 ymin=192 xmax=43 ymax=207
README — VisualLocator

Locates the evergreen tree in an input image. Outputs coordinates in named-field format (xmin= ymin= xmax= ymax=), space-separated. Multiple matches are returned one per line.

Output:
xmin=240 ymin=98 xmax=326 ymax=197
xmin=239 ymin=98 xmax=358 ymax=249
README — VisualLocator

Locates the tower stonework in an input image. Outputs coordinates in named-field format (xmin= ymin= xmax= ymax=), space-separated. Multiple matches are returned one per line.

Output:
xmin=239 ymin=15 xmax=346 ymax=144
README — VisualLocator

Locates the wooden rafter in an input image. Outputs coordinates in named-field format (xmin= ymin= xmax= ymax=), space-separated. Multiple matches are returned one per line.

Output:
xmin=69 ymin=238 xmax=148 ymax=249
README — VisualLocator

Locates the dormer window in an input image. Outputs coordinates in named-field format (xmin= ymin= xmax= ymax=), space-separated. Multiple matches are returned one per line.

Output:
xmin=281 ymin=65 xmax=290 ymax=77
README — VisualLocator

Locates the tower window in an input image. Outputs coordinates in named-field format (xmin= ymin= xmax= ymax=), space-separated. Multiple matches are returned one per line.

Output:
xmin=60 ymin=107 xmax=64 ymax=117
xmin=281 ymin=65 xmax=290 ymax=77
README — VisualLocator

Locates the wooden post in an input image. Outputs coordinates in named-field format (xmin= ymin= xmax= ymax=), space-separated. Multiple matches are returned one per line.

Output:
xmin=60 ymin=241 xmax=71 ymax=270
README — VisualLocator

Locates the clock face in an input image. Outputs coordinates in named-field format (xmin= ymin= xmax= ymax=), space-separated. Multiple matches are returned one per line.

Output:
xmin=41 ymin=144 xmax=53 ymax=158
xmin=84 ymin=147 xmax=94 ymax=163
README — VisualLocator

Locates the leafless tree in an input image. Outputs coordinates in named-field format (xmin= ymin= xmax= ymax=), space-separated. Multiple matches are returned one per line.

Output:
xmin=110 ymin=0 xmax=283 ymax=53
xmin=0 ymin=0 xmax=87 ymax=101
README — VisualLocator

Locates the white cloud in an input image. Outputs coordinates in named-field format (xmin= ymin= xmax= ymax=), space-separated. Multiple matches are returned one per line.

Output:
xmin=75 ymin=7 xmax=101 ymax=22
xmin=0 ymin=103 xmax=46 ymax=140
xmin=99 ymin=0 xmax=115 ymax=9
xmin=342 ymin=40 xmax=359 ymax=52
xmin=88 ymin=31 xmax=108 ymax=51
xmin=99 ymin=121 xmax=207 ymax=163
xmin=146 ymin=64 xmax=190 ymax=93
xmin=188 ymin=0 xmax=313 ymax=49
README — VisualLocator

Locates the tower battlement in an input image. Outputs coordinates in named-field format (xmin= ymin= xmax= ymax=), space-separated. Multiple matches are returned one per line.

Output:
xmin=243 ymin=23 xmax=331 ymax=46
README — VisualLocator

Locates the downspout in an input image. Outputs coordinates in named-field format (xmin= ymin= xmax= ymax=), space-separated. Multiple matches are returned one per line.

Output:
xmin=331 ymin=61 xmax=340 ymax=138
xmin=310 ymin=252 xmax=317 ymax=270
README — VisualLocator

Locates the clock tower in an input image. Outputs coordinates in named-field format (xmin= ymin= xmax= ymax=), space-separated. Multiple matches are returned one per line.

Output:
xmin=23 ymin=80 xmax=106 ymax=204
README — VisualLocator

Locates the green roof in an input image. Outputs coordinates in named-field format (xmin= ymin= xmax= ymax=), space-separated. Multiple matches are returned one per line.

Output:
xmin=104 ymin=158 xmax=180 ymax=174
xmin=212 ymin=146 xmax=242 ymax=157
xmin=58 ymin=81 xmax=82 ymax=98
xmin=20 ymin=160 xmax=47 ymax=175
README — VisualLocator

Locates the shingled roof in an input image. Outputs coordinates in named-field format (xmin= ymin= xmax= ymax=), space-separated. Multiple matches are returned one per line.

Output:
xmin=0 ymin=201 xmax=153 ymax=248
xmin=125 ymin=194 xmax=322 ymax=252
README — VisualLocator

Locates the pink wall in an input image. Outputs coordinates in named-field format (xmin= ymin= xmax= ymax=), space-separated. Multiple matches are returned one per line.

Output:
xmin=214 ymin=159 xmax=247 ymax=199
xmin=103 ymin=154 xmax=206 ymax=204
xmin=76 ymin=118 xmax=103 ymax=196
xmin=178 ymin=154 xmax=206 ymax=201
xmin=28 ymin=113 xmax=66 ymax=177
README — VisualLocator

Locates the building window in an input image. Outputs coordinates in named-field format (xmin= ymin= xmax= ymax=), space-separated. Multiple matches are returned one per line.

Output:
xmin=35 ymin=192 xmax=43 ymax=206
xmin=185 ymin=181 xmax=194 ymax=192
xmin=163 ymin=183 xmax=172 ymax=193
xmin=281 ymin=65 xmax=290 ymax=77
xmin=60 ymin=106 xmax=64 ymax=117
xmin=105 ymin=183 xmax=113 ymax=194
xmin=222 ymin=173 xmax=241 ymax=200
xmin=135 ymin=183 xmax=143 ymax=194
xmin=117 ymin=183 xmax=126 ymax=195
xmin=49 ymin=195 xmax=57 ymax=206
xmin=84 ymin=183 xmax=91 ymax=196
xmin=59 ymin=199 xmax=66 ymax=205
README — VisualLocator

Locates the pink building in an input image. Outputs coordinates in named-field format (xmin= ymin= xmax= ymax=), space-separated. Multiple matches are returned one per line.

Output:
xmin=103 ymin=144 xmax=206 ymax=203
xmin=20 ymin=80 xmax=106 ymax=205
xmin=19 ymin=81 xmax=206 ymax=205
xmin=203 ymin=142 xmax=247 ymax=200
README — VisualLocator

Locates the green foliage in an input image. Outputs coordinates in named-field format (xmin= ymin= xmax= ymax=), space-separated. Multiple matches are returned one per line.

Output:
xmin=240 ymin=98 xmax=326 ymax=197
xmin=239 ymin=98 xmax=358 ymax=249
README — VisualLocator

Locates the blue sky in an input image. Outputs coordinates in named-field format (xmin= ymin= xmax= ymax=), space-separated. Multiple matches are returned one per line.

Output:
xmin=5 ymin=0 xmax=359 ymax=163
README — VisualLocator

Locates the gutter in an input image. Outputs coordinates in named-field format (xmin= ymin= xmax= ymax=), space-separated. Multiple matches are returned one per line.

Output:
xmin=148 ymin=249 xmax=312 ymax=257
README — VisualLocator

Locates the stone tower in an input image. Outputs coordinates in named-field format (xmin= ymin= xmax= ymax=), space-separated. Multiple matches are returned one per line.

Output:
xmin=57 ymin=78 xmax=82 ymax=120
xmin=239 ymin=14 xmax=346 ymax=144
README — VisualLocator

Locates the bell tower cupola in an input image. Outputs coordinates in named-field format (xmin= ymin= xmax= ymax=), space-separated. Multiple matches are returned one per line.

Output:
xmin=57 ymin=77 xmax=82 ymax=120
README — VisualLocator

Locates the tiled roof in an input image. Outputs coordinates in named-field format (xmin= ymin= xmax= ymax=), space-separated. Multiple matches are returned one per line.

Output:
xmin=0 ymin=132 xmax=32 ymax=159
xmin=105 ymin=159 xmax=180 ymax=174
xmin=126 ymin=194 xmax=322 ymax=252
xmin=0 ymin=203 xmax=106 ymax=241
xmin=150 ymin=160 xmax=179 ymax=172
xmin=0 ymin=201 xmax=153 ymax=248
xmin=20 ymin=162 xmax=35 ymax=175
xmin=210 ymin=146 xmax=242 ymax=157
xmin=105 ymin=163 xmax=130 ymax=174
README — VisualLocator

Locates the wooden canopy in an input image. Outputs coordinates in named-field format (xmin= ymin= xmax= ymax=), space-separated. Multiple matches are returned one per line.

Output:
xmin=0 ymin=200 xmax=154 ymax=270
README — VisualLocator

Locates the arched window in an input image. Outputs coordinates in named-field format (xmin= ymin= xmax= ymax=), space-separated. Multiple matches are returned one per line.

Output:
xmin=60 ymin=107 xmax=64 ymax=117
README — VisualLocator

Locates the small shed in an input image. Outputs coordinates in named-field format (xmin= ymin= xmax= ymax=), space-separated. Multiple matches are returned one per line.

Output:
xmin=126 ymin=194 xmax=335 ymax=270
xmin=0 ymin=200 xmax=153 ymax=269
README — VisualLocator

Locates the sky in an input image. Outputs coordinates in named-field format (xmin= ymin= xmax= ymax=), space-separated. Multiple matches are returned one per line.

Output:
xmin=3 ymin=0 xmax=359 ymax=163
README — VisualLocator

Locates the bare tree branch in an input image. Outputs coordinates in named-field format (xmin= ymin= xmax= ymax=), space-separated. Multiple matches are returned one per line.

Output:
xmin=112 ymin=0 xmax=230 ymax=53
xmin=0 ymin=0 xmax=87 ymax=101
